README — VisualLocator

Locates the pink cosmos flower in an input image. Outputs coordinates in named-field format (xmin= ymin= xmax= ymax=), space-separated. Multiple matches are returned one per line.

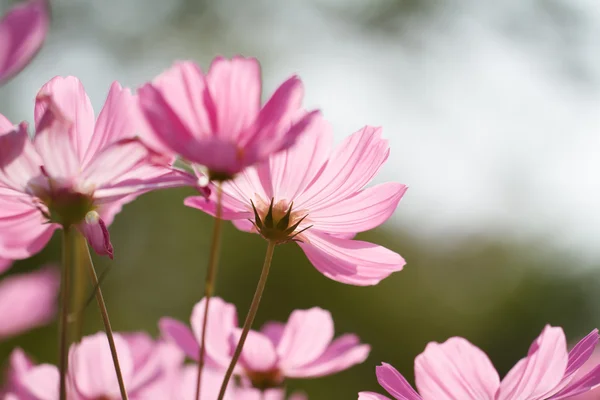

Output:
xmin=187 ymin=114 xmax=407 ymax=285
xmin=160 ymin=297 xmax=370 ymax=389
xmin=3 ymin=332 xmax=184 ymax=399
xmin=359 ymin=325 xmax=600 ymax=400
xmin=0 ymin=265 xmax=59 ymax=340
xmin=137 ymin=56 xmax=318 ymax=179
xmin=0 ymin=0 xmax=49 ymax=84
xmin=0 ymin=76 xmax=195 ymax=259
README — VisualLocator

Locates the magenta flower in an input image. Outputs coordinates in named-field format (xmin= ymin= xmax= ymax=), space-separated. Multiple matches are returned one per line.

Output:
xmin=359 ymin=326 xmax=600 ymax=400
xmin=137 ymin=56 xmax=318 ymax=179
xmin=0 ymin=265 xmax=59 ymax=340
xmin=0 ymin=0 xmax=49 ymax=84
xmin=187 ymin=114 xmax=407 ymax=285
xmin=0 ymin=76 xmax=195 ymax=259
xmin=160 ymin=297 xmax=370 ymax=389
xmin=3 ymin=332 xmax=184 ymax=399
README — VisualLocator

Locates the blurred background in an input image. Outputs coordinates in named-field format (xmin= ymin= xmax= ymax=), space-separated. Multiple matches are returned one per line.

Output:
xmin=2 ymin=0 xmax=600 ymax=398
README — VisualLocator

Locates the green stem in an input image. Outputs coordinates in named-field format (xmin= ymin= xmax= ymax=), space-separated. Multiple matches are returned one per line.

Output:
xmin=59 ymin=227 xmax=72 ymax=400
xmin=195 ymin=183 xmax=223 ymax=400
xmin=84 ymin=243 xmax=129 ymax=400
xmin=71 ymin=232 xmax=88 ymax=341
xmin=217 ymin=241 xmax=276 ymax=400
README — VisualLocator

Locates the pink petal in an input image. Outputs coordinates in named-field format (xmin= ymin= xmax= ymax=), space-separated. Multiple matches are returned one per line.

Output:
xmin=299 ymin=231 xmax=405 ymax=286
xmin=261 ymin=321 xmax=286 ymax=347
xmin=34 ymin=76 xmax=95 ymax=165
xmin=231 ymin=329 xmax=278 ymax=372
xmin=276 ymin=308 xmax=335 ymax=370
xmin=284 ymin=334 xmax=370 ymax=378
xmin=376 ymin=363 xmax=423 ymax=400
xmin=133 ymin=341 xmax=185 ymax=399
xmin=20 ymin=364 xmax=60 ymax=400
xmin=33 ymin=93 xmax=80 ymax=179
xmin=149 ymin=61 xmax=215 ymax=138
xmin=94 ymin=166 xmax=197 ymax=204
xmin=0 ymin=257 xmax=12 ymax=273
xmin=178 ymin=365 xmax=235 ymax=400
xmin=309 ymin=182 xmax=407 ymax=233
xmin=235 ymin=388 xmax=290 ymax=400
xmin=206 ymin=56 xmax=261 ymax=141
xmin=121 ymin=332 xmax=155 ymax=367
xmin=298 ymin=126 xmax=390 ymax=211
xmin=3 ymin=348 xmax=35 ymax=397
xmin=564 ymin=329 xmax=600 ymax=379
xmin=0 ymin=208 xmax=57 ymax=260
xmin=359 ymin=392 xmax=393 ymax=400
xmin=0 ymin=0 xmax=49 ymax=84
xmin=81 ymin=138 xmax=151 ymax=188
xmin=137 ymin=63 xmax=212 ymax=161
xmin=497 ymin=325 xmax=569 ymax=400
xmin=0 ymin=266 xmax=59 ymax=339
xmin=243 ymin=76 xmax=310 ymax=158
xmin=83 ymin=81 xmax=136 ymax=166
xmin=550 ymin=364 xmax=600 ymax=399
xmin=159 ymin=317 xmax=200 ymax=360
xmin=184 ymin=193 xmax=252 ymax=221
xmin=414 ymin=338 xmax=499 ymax=400
xmin=69 ymin=332 xmax=134 ymax=399
xmin=256 ymin=112 xmax=333 ymax=201
xmin=0 ymin=122 xmax=43 ymax=192
xmin=190 ymin=297 xmax=238 ymax=369
xmin=78 ymin=212 xmax=113 ymax=258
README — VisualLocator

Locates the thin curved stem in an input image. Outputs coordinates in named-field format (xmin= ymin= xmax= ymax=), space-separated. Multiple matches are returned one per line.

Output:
xmin=59 ymin=227 xmax=72 ymax=400
xmin=195 ymin=183 xmax=223 ymax=400
xmin=217 ymin=241 xmax=276 ymax=400
xmin=84 ymin=242 xmax=129 ymax=400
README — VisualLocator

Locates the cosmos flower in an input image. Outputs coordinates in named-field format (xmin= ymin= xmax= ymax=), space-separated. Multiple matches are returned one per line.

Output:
xmin=187 ymin=114 xmax=407 ymax=285
xmin=160 ymin=297 xmax=370 ymax=388
xmin=359 ymin=326 xmax=600 ymax=400
xmin=0 ymin=0 xmax=49 ymax=84
xmin=137 ymin=55 xmax=318 ymax=180
xmin=0 ymin=76 xmax=196 ymax=259
xmin=3 ymin=332 xmax=184 ymax=400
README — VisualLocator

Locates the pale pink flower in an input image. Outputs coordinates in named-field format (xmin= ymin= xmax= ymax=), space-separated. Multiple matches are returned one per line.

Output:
xmin=137 ymin=56 xmax=318 ymax=179
xmin=3 ymin=332 xmax=184 ymax=400
xmin=187 ymin=114 xmax=407 ymax=285
xmin=0 ymin=0 xmax=49 ymax=84
xmin=160 ymin=297 xmax=370 ymax=389
xmin=0 ymin=76 xmax=195 ymax=259
xmin=0 ymin=265 xmax=58 ymax=340
xmin=359 ymin=326 xmax=600 ymax=400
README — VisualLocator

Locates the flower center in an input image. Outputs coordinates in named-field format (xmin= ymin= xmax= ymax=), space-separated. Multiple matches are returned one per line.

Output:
xmin=27 ymin=170 xmax=95 ymax=228
xmin=251 ymin=197 xmax=311 ymax=244
xmin=244 ymin=367 xmax=284 ymax=390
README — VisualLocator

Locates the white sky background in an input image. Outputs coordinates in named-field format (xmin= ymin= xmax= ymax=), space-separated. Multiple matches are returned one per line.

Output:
xmin=2 ymin=0 xmax=600 ymax=260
